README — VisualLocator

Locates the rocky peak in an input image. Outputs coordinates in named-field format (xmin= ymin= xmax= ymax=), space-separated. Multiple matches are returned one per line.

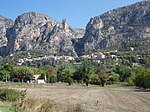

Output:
xmin=82 ymin=1 xmax=150 ymax=52
xmin=0 ymin=16 xmax=14 ymax=56
xmin=5 ymin=12 xmax=85 ymax=57
xmin=62 ymin=19 xmax=69 ymax=31
xmin=1 ymin=1 xmax=149 ymax=57
xmin=0 ymin=16 xmax=13 ymax=46
xmin=14 ymin=12 xmax=57 ymax=28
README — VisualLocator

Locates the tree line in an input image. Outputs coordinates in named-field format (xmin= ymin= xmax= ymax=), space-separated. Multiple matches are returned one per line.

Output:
xmin=0 ymin=60 xmax=150 ymax=89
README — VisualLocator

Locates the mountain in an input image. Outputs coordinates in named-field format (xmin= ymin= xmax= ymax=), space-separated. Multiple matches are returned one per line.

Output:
xmin=0 ymin=1 xmax=150 ymax=57
xmin=81 ymin=1 xmax=150 ymax=53
xmin=6 ymin=12 xmax=84 ymax=57
xmin=0 ymin=16 xmax=14 ymax=56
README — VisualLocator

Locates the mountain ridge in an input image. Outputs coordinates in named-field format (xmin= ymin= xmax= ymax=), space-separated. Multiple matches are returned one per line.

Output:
xmin=81 ymin=0 xmax=150 ymax=53
xmin=0 ymin=1 xmax=150 ymax=57
xmin=2 ymin=12 xmax=85 ymax=57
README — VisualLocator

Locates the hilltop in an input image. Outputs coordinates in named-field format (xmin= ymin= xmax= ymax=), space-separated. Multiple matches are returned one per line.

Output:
xmin=0 ymin=1 xmax=150 ymax=57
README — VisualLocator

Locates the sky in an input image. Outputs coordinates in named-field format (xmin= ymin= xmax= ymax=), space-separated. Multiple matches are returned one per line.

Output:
xmin=0 ymin=0 xmax=143 ymax=28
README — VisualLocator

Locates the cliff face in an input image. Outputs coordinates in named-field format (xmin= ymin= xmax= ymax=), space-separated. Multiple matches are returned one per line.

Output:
xmin=6 ymin=12 xmax=84 ymax=57
xmin=1 ymin=1 xmax=150 ymax=57
xmin=0 ymin=16 xmax=14 ymax=56
xmin=82 ymin=1 xmax=150 ymax=52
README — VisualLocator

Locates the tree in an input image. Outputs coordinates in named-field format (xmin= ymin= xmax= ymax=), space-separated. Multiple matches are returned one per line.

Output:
xmin=0 ymin=69 xmax=10 ymax=82
xmin=67 ymin=77 xmax=74 ymax=86
xmin=73 ymin=66 xmax=85 ymax=83
xmin=97 ymin=69 xmax=108 ymax=87
xmin=116 ymin=65 xmax=133 ymax=82
xmin=46 ymin=66 xmax=57 ymax=83
xmin=134 ymin=68 xmax=150 ymax=89
xmin=73 ymin=60 xmax=94 ymax=86
xmin=12 ymin=66 xmax=33 ymax=82
xmin=143 ymin=55 xmax=150 ymax=68
xmin=108 ymin=72 xmax=120 ymax=84
xmin=0 ymin=64 xmax=14 ymax=82
xmin=62 ymin=68 xmax=74 ymax=85
xmin=90 ymin=73 xmax=100 ymax=85
xmin=126 ymin=77 xmax=134 ymax=86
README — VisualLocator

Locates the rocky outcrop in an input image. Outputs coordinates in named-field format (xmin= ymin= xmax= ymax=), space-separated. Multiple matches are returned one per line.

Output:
xmin=0 ymin=16 xmax=14 ymax=56
xmin=6 ymin=12 xmax=85 ymax=57
xmin=1 ymin=1 xmax=150 ymax=57
xmin=82 ymin=1 xmax=150 ymax=52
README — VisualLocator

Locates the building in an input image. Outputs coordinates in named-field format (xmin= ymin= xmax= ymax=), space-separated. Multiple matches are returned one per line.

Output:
xmin=32 ymin=74 xmax=46 ymax=84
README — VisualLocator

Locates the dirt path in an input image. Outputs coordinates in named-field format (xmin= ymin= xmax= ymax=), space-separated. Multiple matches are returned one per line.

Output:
xmin=12 ymin=84 xmax=150 ymax=112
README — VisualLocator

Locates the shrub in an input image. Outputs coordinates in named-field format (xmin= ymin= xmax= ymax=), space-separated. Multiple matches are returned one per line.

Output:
xmin=90 ymin=74 xmax=100 ymax=85
xmin=134 ymin=68 xmax=150 ymax=89
xmin=97 ymin=70 xmax=108 ymax=87
xmin=144 ymin=74 xmax=150 ymax=89
xmin=0 ymin=88 xmax=26 ymax=102
xmin=67 ymin=77 xmax=74 ymax=86
xmin=126 ymin=77 xmax=134 ymax=86
xmin=12 ymin=66 xmax=34 ymax=82
xmin=47 ymin=74 xmax=57 ymax=83
xmin=116 ymin=65 xmax=133 ymax=82
xmin=18 ymin=98 xmax=61 ymax=112
xmin=18 ymin=98 xmax=85 ymax=112
xmin=108 ymin=72 xmax=120 ymax=84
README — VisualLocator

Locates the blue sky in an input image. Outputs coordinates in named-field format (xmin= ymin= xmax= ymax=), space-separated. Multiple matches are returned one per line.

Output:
xmin=0 ymin=0 xmax=142 ymax=28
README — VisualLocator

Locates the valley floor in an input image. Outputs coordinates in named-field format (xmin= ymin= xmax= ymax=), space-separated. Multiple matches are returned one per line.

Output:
xmin=4 ymin=83 xmax=150 ymax=112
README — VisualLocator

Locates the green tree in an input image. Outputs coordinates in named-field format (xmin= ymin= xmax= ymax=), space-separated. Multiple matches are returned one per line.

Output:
xmin=46 ymin=66 xmax=57 ymax=83
xmin=134 ymin=68 xmax=150 ymax=89
xmin=62 ymin=68 xmax=74 ymax=85
xmin=0 ymin=64 xmax=14 ymax=82
xmin=116 ymin=65 xmax=133 ymax=82
xmin=12 ymin=66 xmax=33 ymax=82
xmin=143 ymin=55 xmax=150 ymax=68
xmin=108 ymin=72 xmax=120 ymax=84
xmin=97 ymin=69 xmax=108 ymax=87
xmin=73 ymin=60 xmax=94 ymax=86
xmin=0 ymin=69 xmax=10 ymax=82
xmin=126 ymin=77 xmax=134 ymax=86
xmin=90 ymin=73 xmax=100 ymax=85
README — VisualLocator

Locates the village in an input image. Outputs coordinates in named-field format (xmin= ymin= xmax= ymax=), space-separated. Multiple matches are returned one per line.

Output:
xmin=12 ymin=47 xmax=144 ymax=84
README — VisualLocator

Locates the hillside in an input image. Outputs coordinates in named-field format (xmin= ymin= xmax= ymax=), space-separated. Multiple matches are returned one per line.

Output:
xmin=0 ymin=12 xmax=85 ymax=57
xmin=0 ymin=16 xmax=14 ymax=56
xmin=81 ymin=1 xmax=150 ymax=54
xmin=0 ymin=1 xmax=150 ymax=56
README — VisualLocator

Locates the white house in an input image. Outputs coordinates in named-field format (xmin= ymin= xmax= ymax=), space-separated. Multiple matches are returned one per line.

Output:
xmin=32 ymin=74 xmax=46 ymax=84
xmin=97 ymin=52 xmax=106 ymax=59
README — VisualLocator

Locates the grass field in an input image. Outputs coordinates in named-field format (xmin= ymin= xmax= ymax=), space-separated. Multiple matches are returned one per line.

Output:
xmin=0 ymin=106 xmax=20 ymax=112
xmin=1 ymin=82 xmax=150 ymax=112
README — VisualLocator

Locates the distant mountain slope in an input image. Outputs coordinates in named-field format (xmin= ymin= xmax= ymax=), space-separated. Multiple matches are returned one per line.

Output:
xmin=81 ymin=1 xmax=150 ymax=53
xmin=6 ymin=12 xmax=84 ymax=57
xmin=0 ymin=16 xmax=14 ymax=56
xmin=0 ymin=1 xmax=150 ymax=57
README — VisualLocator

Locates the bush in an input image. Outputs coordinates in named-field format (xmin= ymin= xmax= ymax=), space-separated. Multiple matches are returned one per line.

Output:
xmin=47 ymin=74 xmax=57 ymax=83
xmin=67 ymin=77 xmax=74 ymax=86
xmin=116 ymin=65 xmax=133 ymax=82
xmin=18 ymin=98 xmax=61 ymax=112
xmin=0 ymin=88 xmax=26 ymax=102
xmin=97 ymin=70 xmax=108 ymax=87
xmin=90 ymin=74 xmax=100 ymax=85
xmin=12 ymin=66 xmax=34 ymax=82
xmin=126 ymin=77 xmax=134 ymax=86
xmin=144 ymin=74 xmax=150 ymax=89
xmin=134 ymin=68 xmax=150 ymax=89
xmin=108 ymin=72 xmax=120 ymax=84
xmin=17 ymin=98 xmax=85 ymax=112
